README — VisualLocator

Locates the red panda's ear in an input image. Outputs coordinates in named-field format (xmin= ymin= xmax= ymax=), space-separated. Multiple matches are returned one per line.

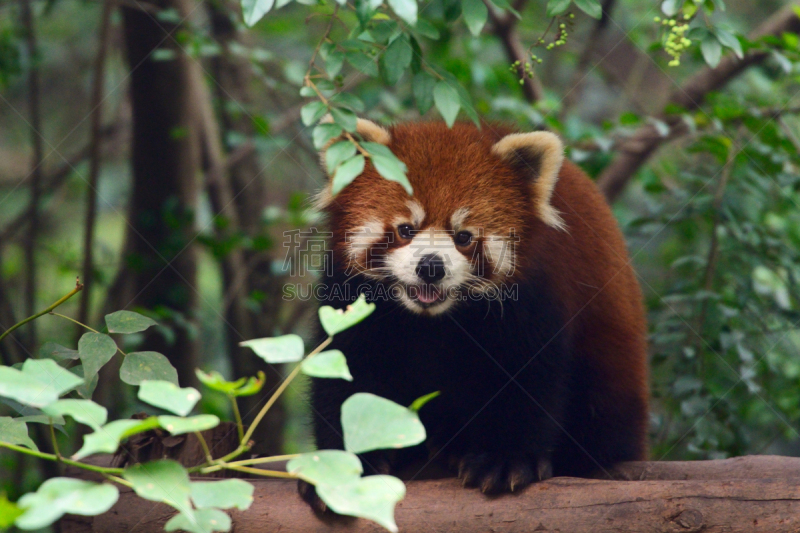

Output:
xmin=492 ymin=131 xmax=566 ymax=231
xmin=314 ymin=116 xmax=391 ymax=209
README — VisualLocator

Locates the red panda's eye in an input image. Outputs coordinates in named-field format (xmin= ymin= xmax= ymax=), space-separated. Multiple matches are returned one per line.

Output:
xmin=397 ymin=224 xmax=414 ymax=239
xmin=455 ymin=231 xmax=473 ymax=246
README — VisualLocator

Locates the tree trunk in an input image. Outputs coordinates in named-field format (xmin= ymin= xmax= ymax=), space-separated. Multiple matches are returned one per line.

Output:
xmin=61 ymin=455 xmax=800 ymax=533
xmin=108 ymin=0 xmax=201 ymax=390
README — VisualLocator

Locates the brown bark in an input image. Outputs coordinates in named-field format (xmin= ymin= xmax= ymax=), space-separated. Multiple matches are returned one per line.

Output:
xmin=205 ymin=0 xmax=286 ymax=456
xmin=61 ymin=455 xmax=800 ymax=533
xmin=596 ymin=5 xmax=800 ymax=203
xmin=108 ymin=0 xmax=202 ymax=389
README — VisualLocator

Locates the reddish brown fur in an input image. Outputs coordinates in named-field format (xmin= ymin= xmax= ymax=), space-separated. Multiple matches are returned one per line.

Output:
xmin=314 ymin=121 xmax=649 ymax=491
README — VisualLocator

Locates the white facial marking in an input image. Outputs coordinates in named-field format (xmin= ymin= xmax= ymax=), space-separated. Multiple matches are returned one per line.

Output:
xmin=450 ymin=207 xmax=470 ymax=229
xmin=484 ymin=233 xmax=516 ymax=277
xmin=407 ymin=200 xmax=426 ymax=227
xmin=345 ymin=218 xmax=385 ymax=276
xmin=386 ymin=227 xmax=473 ymax=315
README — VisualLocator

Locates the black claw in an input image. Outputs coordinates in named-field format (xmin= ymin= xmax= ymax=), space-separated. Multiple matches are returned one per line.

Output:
xmin=537 ymin=456 xmax=553 ymax=481
xmin=454 ymin=453 xmax=548 ymax=494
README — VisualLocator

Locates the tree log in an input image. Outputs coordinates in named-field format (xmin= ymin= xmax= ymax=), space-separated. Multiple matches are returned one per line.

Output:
xmin=61 ymin=455 xmax=800 ymax=532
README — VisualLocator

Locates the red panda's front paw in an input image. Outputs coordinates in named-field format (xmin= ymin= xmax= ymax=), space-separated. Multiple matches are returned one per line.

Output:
xmin=456 ymin=452 xmax=551 ymax=494
xmin=297 ymin=479 xmax=329 ymax=514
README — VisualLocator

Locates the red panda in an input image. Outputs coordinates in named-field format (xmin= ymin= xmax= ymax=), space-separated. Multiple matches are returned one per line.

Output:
xmin=302 ymin=119 xmax=649 ymax=503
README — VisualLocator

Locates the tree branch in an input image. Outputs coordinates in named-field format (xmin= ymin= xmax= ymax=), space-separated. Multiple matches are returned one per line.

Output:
xmin=78 ymin=0 xmax=114 ymax=330
xmin=596 ymin=5 xmax=800 ymax=202
xmin=485 ymin=0 xmax=544 ymax=104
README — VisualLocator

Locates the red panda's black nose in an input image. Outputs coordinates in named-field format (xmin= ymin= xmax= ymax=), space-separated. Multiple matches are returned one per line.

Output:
xmin=415 ymin=253 xmax=446 ymax=283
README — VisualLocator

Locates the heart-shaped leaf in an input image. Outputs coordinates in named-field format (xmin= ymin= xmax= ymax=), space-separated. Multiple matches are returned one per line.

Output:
xmin=78 ymin=333 xmax=118 ymax=380
xmin=240 ymin=334 xmax=304 ymax=364
xmin=158 ymin=415 xmax=220 ymax=435
xmin=318 ymin=294 xmax=376 ymax=336
xmin=196 ymin=369 xmax=266 ymax=397
xmin=73 ymin=417 xmax=160 ymax=460
xmin=42 ymin=399 xmax=107 ymax=430
xmin=39 ymin=342 xmax=79 ymax=362
xmin=342 ymin=393 xmax=427 ymax=454
xmin=0 ymin=366 xmax=58 ymax=408
xmin=287 ymin=450 xmax=363 ymax=486
xmin=302 ymin=350 xmax=353 ymax=381
xmin=0 ymin=417 xmax=37 ymax=451
xmin=105 ymin=310 xmax=158 ymax=334
xmin=241 ymin=0 xmax=275 ymax=27
xmin=190 ymin=479 xmax=254 ymax=510
xmin=21 ymin=358 xmax=83 ymax=397
xmin=120 ymin=352 xmax=179 ymax=385
xmin=316 ymin=475 xmax=406 ymax=532
xmin=123 ymin=460 xmax=191 ymax=512
xmin=165 ymin=508 xmax=231 ymax=533
xmin=138 ymin=381 xmax=201 ymax=416
xmin=15 ymin=478 xmax=119 ymax=530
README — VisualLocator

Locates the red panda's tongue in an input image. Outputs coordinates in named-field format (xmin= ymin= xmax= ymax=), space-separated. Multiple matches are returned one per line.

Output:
xmin=416 ymin=285 xmax=441 ymax=304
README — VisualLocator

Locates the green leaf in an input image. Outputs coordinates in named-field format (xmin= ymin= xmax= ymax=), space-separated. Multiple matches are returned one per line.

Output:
xmin=70 ymin=364 xmax=99 ymax=399
xmin=158 ymin=415 xmax=220 ymax=435
xmin=387 ymin=0 xmax=417 ymax=25
xmin=0 ymin=417 xmax=37 ymax=451
xmin=330 ymin=93 xmax=366 ymax=113
xmin=123 ymin=460 xmax=191 ymax=511
xmin=21 ymin=358 xmax=83 ymax=397
xmin=381 ymin=35 xmax=412 ymax=85
xmin=287 ymin=450 xmax=363 ymax=485
xmin=342 ymin=392 xmax=427 ymax=454
xmin=301 ymin=100 xmax=327 ymax=126
xmin=408 ymin=390 xmax=440 ymax=412
xmin=318 ymin=294 xmax=376 ymax=336
xmin=165 ymin=508 xmax=231 ymax=533
xmin=574 ymin=0 xmax=602 ymax=18
xmin=78 ymin=332 xmax=118 ymax=380
xmin=546 ymin=0 xmax=571 ymax=17
xmin=701 ymin=35 xmax=722 ymax=68
xmin=41 ymin=399 xmax=107 ymax=430
xmin=195 ymin=369 xmax=265 ymax=397
xmin=39 ymin=342 xmax=79 ymax=362
xmin=488 ymin=0 xmax=520 ymax=17
xmin=330 ymin=107 xmax=358 ymax=133
xmin=239 ymin=334 xmax=305 ymax=364
xmin=241 ymin=0 xmax=275 ymax=26
xmin=715 ymin=28 xmax=743 ymax=58
xmin=325 ymin=141 xmax=358 ymax=175
xmin=138 ymin=380 xmax=201 ymax=416
xmin=190 ymin=479 xmax=254 ymax=510
xmin=15 ymin=478 xmax=118 ymax=530
xmin=0 ymin=493 xmax=23 ymax=529
xmin=120 ymin=351 xmax=179 ymax=386
xmin=346 ymin=51 xmax=379 ymax=78
xmin=302 ymin=350 xmax=353 ymax=380
xmin=331 ymin=155 xmax=366 ymax=195
xmin=364 ymin=143 xmax=413 ymax=195
xmin=415 ymin=19 xmax=440 ymax=39
xmin=316 ymin=476 xmax=405 ymax=533
xmin=325 ymin=51 xmax=345 ymax=77
xmin=660 ymin=0 xmax=684 ymax=16
xmin=462 ymin=0 xmax=488 ymax=35
xmin=313 ymin=123 xmax=344 ymax=150
xmin=104 ymin=310 xmax=158 ymax=334
xmin=433 ymin=81 xmax=461 ymax=128
xmin=0 ymin=366 xmax=58 ymax=408
xmin=413 ymin=71 xmax=436 ymax=115
xmin=73 ymin=418 xmax=160 ymax=460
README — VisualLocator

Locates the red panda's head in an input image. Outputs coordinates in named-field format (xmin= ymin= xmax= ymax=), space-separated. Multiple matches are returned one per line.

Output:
xmin=316 ymin=120 xmax=566 ymax=316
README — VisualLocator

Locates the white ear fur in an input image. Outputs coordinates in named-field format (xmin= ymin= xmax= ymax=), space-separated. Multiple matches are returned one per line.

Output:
xmin=314 ymin=116 xmax=392 ymax=209
xmin=492 ymin=131 xmax=566 ymax=231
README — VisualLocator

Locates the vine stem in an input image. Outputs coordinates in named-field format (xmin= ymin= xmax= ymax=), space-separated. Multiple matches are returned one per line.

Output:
xmin=0 ymin=279 xmax=83 ymax=344
xmin=198 ymin=453 xmax=299 ymax=474
xmin=240 ymin=336 xmax=332 ymax=447
xmin=0 ymin=441 xmax=125 ymax=475
xmin=230 ymin=395 xmax=244 ymax=442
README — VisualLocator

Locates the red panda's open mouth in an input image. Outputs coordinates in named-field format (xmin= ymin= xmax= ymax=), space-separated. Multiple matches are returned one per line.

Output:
xmin=406 ymin=284 xmax=445 ymax=306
